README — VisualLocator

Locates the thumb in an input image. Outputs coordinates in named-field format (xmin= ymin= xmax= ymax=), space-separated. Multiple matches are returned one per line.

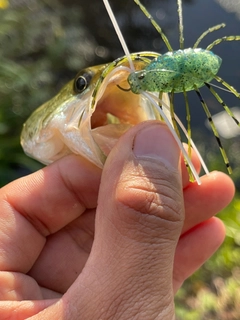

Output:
xmin=67 ymin=121 xmax=184 ymax=319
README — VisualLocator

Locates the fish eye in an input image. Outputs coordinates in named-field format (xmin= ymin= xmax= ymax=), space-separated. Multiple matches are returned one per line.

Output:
xmin=74 ymin=71 xmax=93 ymax=93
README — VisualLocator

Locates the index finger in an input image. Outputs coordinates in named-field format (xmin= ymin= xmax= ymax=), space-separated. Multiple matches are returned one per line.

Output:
xmin=0 ymin=155 xmax=101 ymax=273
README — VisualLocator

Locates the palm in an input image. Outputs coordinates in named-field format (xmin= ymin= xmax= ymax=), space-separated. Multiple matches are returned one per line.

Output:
xmin=22 ymin=174 xmax=229 ymax=299
xmin=25 ymin=209 xmax=96 ymax=298
xmin=0 ymin=153 xmax=234 ymax=304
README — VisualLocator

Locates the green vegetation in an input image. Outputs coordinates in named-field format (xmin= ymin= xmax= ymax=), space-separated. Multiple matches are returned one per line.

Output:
xmin=0 ymin=0 xmax=95 ymax=185
xmin=0 ymin=1 xmax=239 ymax=319
xmin=175 ymin=137 xmax=240 ymax=319
xmin=175 ymin=195 xmax=240 ymax=319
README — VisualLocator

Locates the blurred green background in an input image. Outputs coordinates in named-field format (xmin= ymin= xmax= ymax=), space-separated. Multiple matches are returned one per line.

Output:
xmin=0 ymin=0 xmax=240 ymax=318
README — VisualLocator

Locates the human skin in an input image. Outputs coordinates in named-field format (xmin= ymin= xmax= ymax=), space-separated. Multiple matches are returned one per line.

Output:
xmin=0 ymin=121 xmax=235 ymax=319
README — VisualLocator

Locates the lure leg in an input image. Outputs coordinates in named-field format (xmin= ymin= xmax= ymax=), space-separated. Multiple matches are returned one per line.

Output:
xmin=133 ymin=0 xmax=173 ymax=52
xmin=193 ymin=23 xmax=225 ymax=48
xmin=205 ymin=82 xmax=240 ymax=126
xmin=143 ymin=91 xmax=201 ymax=184
xmin=147 ymin=92 xmax=210 ymax=176
xmin=158 ymin=92 xmax=165 ymax=122
xmin=170 ymin=91 xmax=181 ymax=138
xmin=183 ymin=90 xmax=191 ymax=159
xmin=171 ymin=91 xmax=194 ymax=181
xmin=206 ymin=35 xmax=240 ymax=50
xmin=177 ymin=0 xmax=184 ymax=49
xmin=214 ymin=75 xmax=240 ymax=100
xmin=194 ymin=86 xmax=232 ymax=174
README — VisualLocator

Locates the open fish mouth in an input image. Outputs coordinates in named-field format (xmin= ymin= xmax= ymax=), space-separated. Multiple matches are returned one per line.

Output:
xmin=21 ymin=53 xmax=169 ymax=168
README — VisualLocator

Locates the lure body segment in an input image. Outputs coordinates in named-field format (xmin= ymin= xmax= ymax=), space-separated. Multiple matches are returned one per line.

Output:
xmin=128 ymin=49 xmax=222 ymax=94
xmin=127 ymin=0 xmax=240 ymax=175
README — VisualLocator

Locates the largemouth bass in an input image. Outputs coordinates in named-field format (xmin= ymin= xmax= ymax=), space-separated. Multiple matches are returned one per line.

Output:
xmin=21 ymin=52 xmax=169 ymax=168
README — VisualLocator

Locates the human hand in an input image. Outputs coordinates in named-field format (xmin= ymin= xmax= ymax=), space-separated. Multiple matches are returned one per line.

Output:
xmin=0 ymin=121 xmax=234 ymax=319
